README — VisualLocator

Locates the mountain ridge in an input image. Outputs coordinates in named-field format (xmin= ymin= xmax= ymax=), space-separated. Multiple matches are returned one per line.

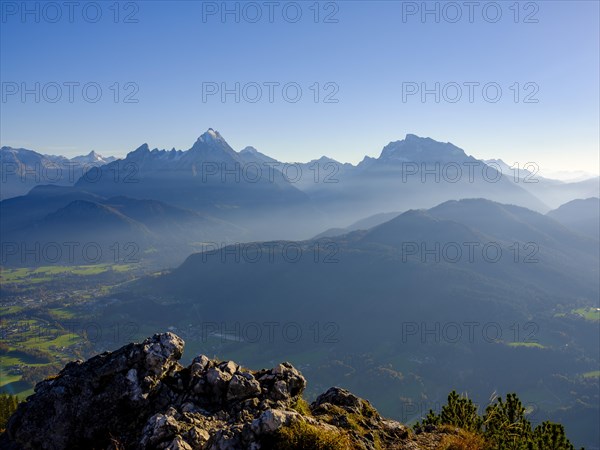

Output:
xmin=0 ymin=146 xmax=118 ymax=200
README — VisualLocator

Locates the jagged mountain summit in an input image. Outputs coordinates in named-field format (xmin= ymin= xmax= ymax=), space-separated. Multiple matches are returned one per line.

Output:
xmin=1 ymin=333 xmax=458 ymax=450
xmin=375 ymin=134 xmax=469 ymax=164
xmin=73 ymin=129 xmax=310 ymax=214
xmin=333 ymin=134 xmax=549 ymax=215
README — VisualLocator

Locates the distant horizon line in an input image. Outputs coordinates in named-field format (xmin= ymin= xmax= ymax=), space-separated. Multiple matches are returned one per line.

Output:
xmin=2 ymin=131 xmax=599 ymax=182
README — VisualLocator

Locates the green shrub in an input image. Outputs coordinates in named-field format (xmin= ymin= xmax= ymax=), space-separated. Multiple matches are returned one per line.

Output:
xmin=529 ymin=421 xmax=577 ymax=450
xmin=483 ymin=392 xmax=532 ymax=448
xmin=414 ymin=391 xmax=580 ymax=450
xmin=0 ymin=393 xmax=20 ymax=431
xmin=415 ymin=391 xmax=481 ymax=433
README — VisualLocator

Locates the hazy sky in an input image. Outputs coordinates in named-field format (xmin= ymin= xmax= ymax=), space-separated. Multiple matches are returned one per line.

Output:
xmin=1 ymin=1 xmax=598 ymax=176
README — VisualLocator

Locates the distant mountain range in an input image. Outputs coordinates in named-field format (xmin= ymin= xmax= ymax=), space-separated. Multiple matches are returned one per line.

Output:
xmin=1 ymin=130 xmax=598 ymax=266
xmin=547 ymin=197 xmax=600 ymax=240
xmin=318 ymin=196 xmax=600 ymax=242
xmin=2 ymin=130 xmax=598 ymax=207
xmin=0 ymin=147 xmax=115 ymax=200
xmin=154 ymin=197 xmax=599 ymax=312
xmin=0 ymin=185 xmax=246 ymax=266
xmin=483 ymin=158 xmax=600 ymax=209
xmin=313 ymin=211 xmax=402 ymax=239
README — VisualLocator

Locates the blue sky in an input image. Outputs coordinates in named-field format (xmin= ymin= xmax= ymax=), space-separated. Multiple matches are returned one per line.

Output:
xmin=1 ymin=0 xmax=598 ymax=176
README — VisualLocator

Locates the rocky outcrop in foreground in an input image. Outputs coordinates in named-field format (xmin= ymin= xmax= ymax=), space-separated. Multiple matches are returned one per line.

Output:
xmin=1 ymin=333 xmax=451 ymax=449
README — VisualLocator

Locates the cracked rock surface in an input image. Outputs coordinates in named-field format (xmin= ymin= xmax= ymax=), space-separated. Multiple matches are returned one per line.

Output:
xmin=1 ymin=333 xmax=450 ymax=449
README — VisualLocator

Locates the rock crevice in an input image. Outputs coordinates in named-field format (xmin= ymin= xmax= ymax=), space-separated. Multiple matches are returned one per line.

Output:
xmin=2 ymin=333 xmax=446 ymax=449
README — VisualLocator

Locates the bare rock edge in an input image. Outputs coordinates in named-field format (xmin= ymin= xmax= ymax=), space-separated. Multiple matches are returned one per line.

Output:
xmin=1 ymin=333 xmax=450 ymax=449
